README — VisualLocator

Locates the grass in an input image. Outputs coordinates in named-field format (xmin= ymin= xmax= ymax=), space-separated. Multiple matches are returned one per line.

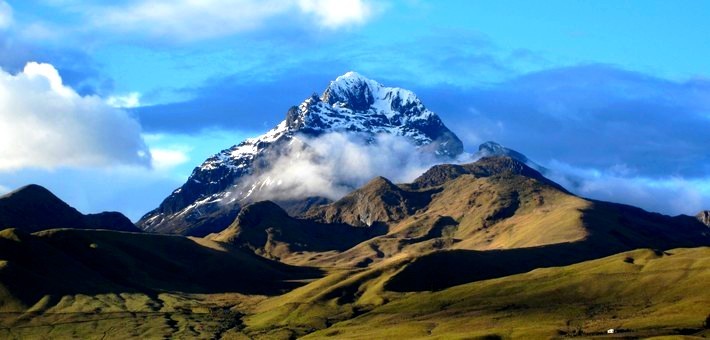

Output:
xmin=1 ymin=157 xmax=709 ymax=339
xmin=0 ymin=227 xmax=320 ymax=313
xmin=300 ymin=247 xmax=710 ymax=339
xmin=0 ymin=232 xmax=708 ymax=339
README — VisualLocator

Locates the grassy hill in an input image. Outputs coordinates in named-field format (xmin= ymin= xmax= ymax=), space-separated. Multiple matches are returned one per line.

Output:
xmin=0 ymin=228 xmax=320 ymax=312
xmin=0 ymin=184 xmax=140 ymax=233
xmin=1 ymin=157 xmax=708 ymax=339
xmin=245 ymin=247 xmax=710 ymax=339
xmin=3 ymin=247 xmax=708 ymax=339
xmin=227 ymin=157 xmax=708 ymax=272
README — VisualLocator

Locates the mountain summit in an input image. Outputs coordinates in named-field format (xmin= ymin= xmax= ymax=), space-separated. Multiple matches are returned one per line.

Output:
xmin=0 ymin=184 xmax=139 ymax=233
xmin=290 ymin=71 xmax=462 ymax=155
xmin=138 ymin=72 xmax=464 ymax=236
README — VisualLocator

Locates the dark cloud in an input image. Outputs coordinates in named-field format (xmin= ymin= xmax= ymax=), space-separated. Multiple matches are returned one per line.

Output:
xmin=135 ymin=63 xmax=709 ymax=183
xmin=130 ymin=27 xmax=542 ymax=134
xmin=418 ymin=64 xmax=710 ymax=178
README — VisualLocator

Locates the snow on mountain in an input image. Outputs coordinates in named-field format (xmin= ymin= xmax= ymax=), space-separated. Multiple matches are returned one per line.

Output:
xmin=138 ymin=72 xmax=464 ymax=236
xmin=475 ymin=141 xmax=545 ymax=172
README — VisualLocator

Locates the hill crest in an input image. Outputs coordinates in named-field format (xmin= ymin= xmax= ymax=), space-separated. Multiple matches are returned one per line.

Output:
xmin=0 ymin=184 xmax=139 ymax=233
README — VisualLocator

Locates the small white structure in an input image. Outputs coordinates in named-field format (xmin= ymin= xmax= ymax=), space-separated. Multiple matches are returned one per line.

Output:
xmin=607 ymin=328 xmax=615 ymax=334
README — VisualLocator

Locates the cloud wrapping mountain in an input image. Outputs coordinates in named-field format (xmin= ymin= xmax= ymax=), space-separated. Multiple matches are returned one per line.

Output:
xmin=138 ymin=72 xmax=464 ymax=235
xmin=240 ymin=132 xmax=462 ymax=202
xmin=0 ymin=62 xmax=151 ymax=171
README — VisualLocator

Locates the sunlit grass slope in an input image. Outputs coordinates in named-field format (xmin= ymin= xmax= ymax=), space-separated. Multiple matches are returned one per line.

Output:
xmin=300 ymin=247 xmax=710 ymax=339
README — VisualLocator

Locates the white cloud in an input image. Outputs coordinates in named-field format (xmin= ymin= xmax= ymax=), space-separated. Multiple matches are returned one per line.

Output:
xmin=545 ymin=160 xmax=710 ymax=216
xmin=0 ymin=1 xmax=12 ymax=30
xmin=238 ymin=132 xmax=465 ymax=202
xmin=142 ymin=129 xmax=259 ymax=179
xmin=298 ymin=0 xmax=375 ymax=29
xmin=107 ymin=92 xmax=141 ymax=108
xmin=0 ymin=62 xmax=151 ymax=171
xmin=84 ymin=0 xmax=379 ymax=41
xmin=149 ymin=148 xmax=190 ymax=172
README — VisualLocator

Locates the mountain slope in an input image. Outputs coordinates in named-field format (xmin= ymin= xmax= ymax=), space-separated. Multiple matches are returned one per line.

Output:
xmin=302 ymin=176 xmax=435 ymax=227
xmin=0 ymin=227 xmax=319 ymax=312
xmin=1 ymin=156 xmax=708 ymax=339
xmin=212 ymin=156 xmax=710 ymax=272
xmin=298 ymin=247 xmax=710 ymax=339
xmin=209 ymin=201 xmax=385 ymax=262
xmin=0 ymin=184 xmax=139 ymax=233
xmin=138 ymin=72 xmax=463 ymax=236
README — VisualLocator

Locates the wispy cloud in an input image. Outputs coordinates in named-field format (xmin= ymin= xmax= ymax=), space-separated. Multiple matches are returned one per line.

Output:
xmin=0 ymin=62 xmax=151 ymax=171
xmin=236 ymin=132 xmax=463 ymax=201
xmin=419 ymin=64 xmax=710 ymax=178
xmin=298 ymin=0 xmax=378 ymax=29
xmin=546 ymin=160 xmax=710 ymax=216
xmin=76 ymin=0 xmax=382 ymax=41
xmin=149 ymin=148 xmax=190 ymax=172
xmin=408 ymin=64 xmax=710 ymax=215
xmin=107 ymin=92 xmax=141 ymax=108
xmin=0 ymin=1 xmax=12 ymax=30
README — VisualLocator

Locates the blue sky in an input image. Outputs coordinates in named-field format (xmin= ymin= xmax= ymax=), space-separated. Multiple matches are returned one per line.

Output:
xmin=0 ymin=0 xmax=708 ymax=220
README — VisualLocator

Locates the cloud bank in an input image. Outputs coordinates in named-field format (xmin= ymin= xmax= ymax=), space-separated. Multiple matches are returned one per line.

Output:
xmin=239 ymin=130 xmax=709 ymax=216
xmin=0 ymin=62 xmax=151 ymax=171
xmin=241 ymin=132 xmax=462 ymax=201
xmin=236 ymin=131 xmax=709 ymax=217
xmin=546 ymin=161 xmax=710 ymax=216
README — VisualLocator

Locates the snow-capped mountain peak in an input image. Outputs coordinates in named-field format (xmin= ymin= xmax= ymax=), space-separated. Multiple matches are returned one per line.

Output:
xmin=321 ymin=71 xmax=427 ymax=121
xmin=138 ymin=72 xmax=464 ymax=236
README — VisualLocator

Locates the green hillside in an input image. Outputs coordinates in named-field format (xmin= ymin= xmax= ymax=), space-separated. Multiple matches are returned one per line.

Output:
xmin=0 ymin=157 xmax=708 ymax=339
xmin=289 ymin=248 xmax=710 ymax=339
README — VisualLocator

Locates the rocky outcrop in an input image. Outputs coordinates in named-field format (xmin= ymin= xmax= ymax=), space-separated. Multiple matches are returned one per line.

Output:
xmin=697 ymin=210 xmax=710 ymax=227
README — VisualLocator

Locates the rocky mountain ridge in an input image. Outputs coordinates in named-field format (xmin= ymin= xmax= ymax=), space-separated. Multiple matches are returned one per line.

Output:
xmin=138 ymin=72 xmax=464 ymax=236
xmin=698 ymin=210 xmax=710 ymax=227
xmin=210 ymin=156 xmax=710 ymax=271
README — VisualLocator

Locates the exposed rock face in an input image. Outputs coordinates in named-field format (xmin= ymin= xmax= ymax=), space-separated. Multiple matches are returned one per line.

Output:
xmin=0 ymin=184 xmax=139 ymax=233
xmin=409 ymin=156 xmax=564 ymax=192
xmin=698 ymin=210 xmax=710 ymax=227
xmin=138 ymin=72 xmax=463 ymax=236
xmin=477 ymin=141 xmax=531 ymax=163
xmin=475 ymin=141 xmax=548 ymax=173
xmin=303 ymin=176 xmax=434 ymax=227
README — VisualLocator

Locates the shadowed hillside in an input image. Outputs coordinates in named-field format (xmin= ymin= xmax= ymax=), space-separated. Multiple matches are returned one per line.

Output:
xmin=210 ymin=200 xmax=386 ymax=262
xmin=221 ymin=157 xmax=708 ymax=273
xmin=0 ymin=228 xmax=320 ymax=312
xmin=0 ymin=157 xmax=708 ymax=339
xmin=0 ymin=184 xmax=140 ymax=233
xmin=300 ymin=247 xmax=710 ymax=339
